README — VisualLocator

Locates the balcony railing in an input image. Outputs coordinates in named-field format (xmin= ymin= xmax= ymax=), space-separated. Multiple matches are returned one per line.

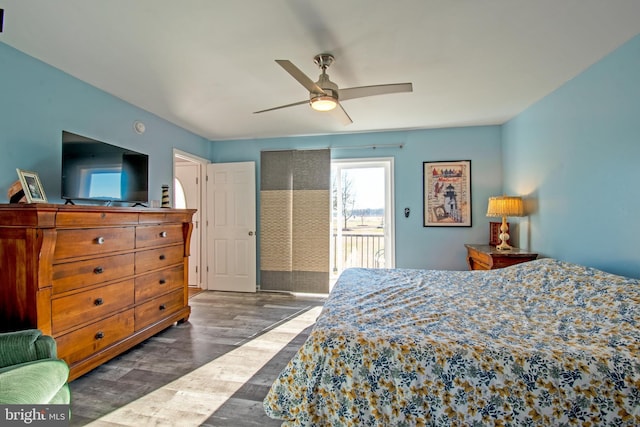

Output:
xmin=332 ymin=233 xmax=385 ymax=272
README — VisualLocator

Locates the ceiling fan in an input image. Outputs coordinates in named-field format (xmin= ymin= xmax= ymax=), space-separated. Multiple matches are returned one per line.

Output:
xmin=254 ymin=53 xmax=413 ymax=125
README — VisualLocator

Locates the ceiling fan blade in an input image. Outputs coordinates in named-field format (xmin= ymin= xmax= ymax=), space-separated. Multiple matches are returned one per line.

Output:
xmin=339 ymin=83 xmax=413 ymax=101
xmin=276 ymin=60 xmax=325 ymax=95
xmin=330 ymin=102 xmax=353 ymax=126
xmin=253 ymin=99 xmax=309 ymax=114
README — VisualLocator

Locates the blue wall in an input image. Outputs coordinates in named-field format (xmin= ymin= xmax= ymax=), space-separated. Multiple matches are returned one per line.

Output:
xmin=0 ymin=40 xmax=502 ymax=272
xmin=502 ymin=33 xmax=640 ymax=278
xmin=7 ymin=30 xmax=638 ymax=278
xmin=0 ymin=42 xmax=209 ymax=204
xmin=211 ymin=126 xmax=503 ymax=270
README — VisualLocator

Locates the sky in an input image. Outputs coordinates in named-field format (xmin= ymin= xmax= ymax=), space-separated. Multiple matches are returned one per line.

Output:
xmin=343 ymin=167 xmax=384 ymax=209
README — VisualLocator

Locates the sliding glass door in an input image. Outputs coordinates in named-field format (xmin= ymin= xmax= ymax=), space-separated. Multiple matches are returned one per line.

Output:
xmin=331 ymin=158 xmax=395 ymax=281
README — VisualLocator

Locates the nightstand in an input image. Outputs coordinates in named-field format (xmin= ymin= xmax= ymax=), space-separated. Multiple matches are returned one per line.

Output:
xmin=465 ymin=244 xmax=538 ymax=270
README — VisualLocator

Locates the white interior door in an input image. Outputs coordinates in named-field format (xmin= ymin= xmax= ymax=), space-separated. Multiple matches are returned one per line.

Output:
xmin=206 ymin=161 xmax=256 ymax=292
xmin=175 ymin=162 xmax=201 ymax=288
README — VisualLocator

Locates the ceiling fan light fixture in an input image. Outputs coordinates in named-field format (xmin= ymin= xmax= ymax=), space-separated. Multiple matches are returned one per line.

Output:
xmin=257 ymin=53 xmax=412 ymax=125
xmin=310 ymin=95 xmax=337 ymax=111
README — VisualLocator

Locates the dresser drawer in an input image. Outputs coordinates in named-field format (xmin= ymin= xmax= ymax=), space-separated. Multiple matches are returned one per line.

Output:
xmin=52 ymin=279 xmax=134 ymax=334
xmin=56 ymin=309 xmax=135 ymax=366
xmin=135 ymin=289 xmax=184 ymax=331
xmin=52 ymin=253 xmax=135 ymax=294
xmin=135 ymin=245 xmax=184 ymax=273
xmin=138 ymin=211 xmax=191 ymax=224
xmin=56 ymin=211 xmax=139 ymax=227
xmin=136 ymin=224 xmax=184 ymax=249
xmin=54 ymin=227 xmax=135 ymax=260
xmin=135 ymin=265 xmax=184 ymax=303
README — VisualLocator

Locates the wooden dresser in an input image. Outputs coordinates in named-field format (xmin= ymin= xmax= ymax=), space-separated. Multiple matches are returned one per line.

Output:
xmin=465 ymin=244 xmax=538 ymax=270
xmin=0 ymin=204 xmax=195 ymax=380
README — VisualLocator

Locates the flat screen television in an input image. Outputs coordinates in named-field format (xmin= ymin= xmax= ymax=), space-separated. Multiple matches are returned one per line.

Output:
xmin=61 ymin=131 xmax=149 ymax=205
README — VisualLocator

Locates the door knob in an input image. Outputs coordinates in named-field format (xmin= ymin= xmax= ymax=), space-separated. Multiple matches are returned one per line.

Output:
xmin=248 ymin=231 xmax=254 ymax=236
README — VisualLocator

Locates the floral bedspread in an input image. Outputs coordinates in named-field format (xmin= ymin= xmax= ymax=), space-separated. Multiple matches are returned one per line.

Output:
xmin=264 ymin=259 xmax=640 ymax=426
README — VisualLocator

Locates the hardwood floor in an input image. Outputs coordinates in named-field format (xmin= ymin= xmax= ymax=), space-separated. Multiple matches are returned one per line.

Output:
xmin=69 ymin=290 xmax=326 ymax=426
xmin=188 ymin=286 xmax=204 ymax=298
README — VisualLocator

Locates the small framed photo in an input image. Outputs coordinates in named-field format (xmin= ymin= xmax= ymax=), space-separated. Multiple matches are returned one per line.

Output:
xmin=16 ymin=169 xmax=48 ymax=203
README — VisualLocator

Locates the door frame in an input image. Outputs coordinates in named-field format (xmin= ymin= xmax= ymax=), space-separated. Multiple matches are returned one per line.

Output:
xmin=331 ymin=157 xmax=396 ymax=276
xmin=173 ymin=149 xmax=209 ymax=289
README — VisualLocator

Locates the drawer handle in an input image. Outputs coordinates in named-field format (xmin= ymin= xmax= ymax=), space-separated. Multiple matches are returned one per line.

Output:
xmin=159 ymin=231 xmax=168 ymax=238
xmin=94 ymin=297 xmax=104 ymax=306
xmin=159 ymin=279 xmax=166 ymax=285
xmin=95 ymin=331 xmax=104 ymax=340
xmin=94 ymin=266 xmax=104 ymax=274
xmin=159 ymin=304 xmax=166 ymax=311
xmin=96 ymin=237 xmax=105 ymax=245
xmin=159 ymin=254 xmax=166 ymax=260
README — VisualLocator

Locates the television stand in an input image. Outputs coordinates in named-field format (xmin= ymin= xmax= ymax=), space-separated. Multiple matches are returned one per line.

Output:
xmin=65 ymin=199 xmax=112 ymax=206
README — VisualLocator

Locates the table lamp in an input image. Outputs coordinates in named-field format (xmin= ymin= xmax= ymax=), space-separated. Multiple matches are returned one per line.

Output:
xmin=486 ymin=195 xmax=524 ymax=251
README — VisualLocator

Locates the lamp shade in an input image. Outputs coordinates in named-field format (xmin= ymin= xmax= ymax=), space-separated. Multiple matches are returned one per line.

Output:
xmin=486 ymin=196 xmax=524 ymax=218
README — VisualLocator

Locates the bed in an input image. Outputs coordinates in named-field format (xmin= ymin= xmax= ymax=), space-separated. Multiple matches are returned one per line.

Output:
xmin=264 ymin=258 xmax=640 ymax=426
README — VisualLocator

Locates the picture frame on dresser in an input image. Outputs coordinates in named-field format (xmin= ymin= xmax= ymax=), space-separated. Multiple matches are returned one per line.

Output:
xmin=423 ymin=160 xmax=471 ymax=227
xmin=16 ymin=168 xmax=47 ymax=203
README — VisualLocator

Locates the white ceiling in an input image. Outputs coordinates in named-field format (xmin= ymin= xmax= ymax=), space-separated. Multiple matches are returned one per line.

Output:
xmin=2 ymin=1 xmax=639 ymax=141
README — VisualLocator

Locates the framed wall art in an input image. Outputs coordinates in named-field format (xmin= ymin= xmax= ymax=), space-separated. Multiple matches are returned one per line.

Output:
xmin=16 ymin=168 xmax=48 ymax=203
xmin=423 ymin=160 xmax=471 ymax=227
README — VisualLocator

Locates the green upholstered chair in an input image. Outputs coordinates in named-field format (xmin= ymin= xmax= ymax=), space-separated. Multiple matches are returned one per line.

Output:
xmin=0 ymin=329 xmax=70 ymax=404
